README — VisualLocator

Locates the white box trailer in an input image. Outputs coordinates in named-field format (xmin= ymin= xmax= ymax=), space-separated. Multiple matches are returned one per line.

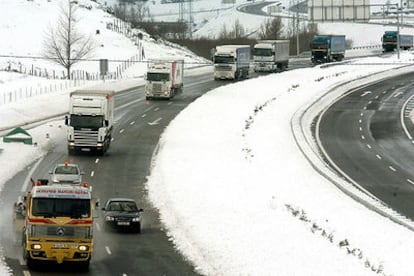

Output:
xmin=253 ymin=40 xmax=289 ymax=73
xmin=145 ymin=59 xmax=184 ymax=100
xmin=213 ymin=45 xmax=250 ymax=80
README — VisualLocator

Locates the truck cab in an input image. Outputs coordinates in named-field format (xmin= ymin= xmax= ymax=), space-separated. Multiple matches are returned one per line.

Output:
xmin=66 ymin=90 xmax=114 ymax=155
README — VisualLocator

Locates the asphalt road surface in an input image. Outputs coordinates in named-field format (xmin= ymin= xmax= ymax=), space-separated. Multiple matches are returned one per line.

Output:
xmin=318 ymin=71 xmax=414 ymax=219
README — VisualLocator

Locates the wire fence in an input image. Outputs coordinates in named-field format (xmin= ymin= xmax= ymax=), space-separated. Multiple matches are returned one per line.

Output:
xmin=0 ymin=18 xmax=146 ymax=106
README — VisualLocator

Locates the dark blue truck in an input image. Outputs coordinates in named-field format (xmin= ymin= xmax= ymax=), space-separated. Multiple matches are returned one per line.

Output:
xmin=382 ymin=31 xmax=413 ymax=52
xmin=310 ymin=35 xmax=346 ymax=64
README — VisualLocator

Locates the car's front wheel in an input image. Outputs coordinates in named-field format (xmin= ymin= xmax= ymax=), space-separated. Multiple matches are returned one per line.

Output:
xmin=134 ymin=222 xmax=141 ymax=234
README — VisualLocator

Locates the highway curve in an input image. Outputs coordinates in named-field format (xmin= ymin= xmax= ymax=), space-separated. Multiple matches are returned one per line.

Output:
xmin=318 ymin=72 xmax=414 ymax=219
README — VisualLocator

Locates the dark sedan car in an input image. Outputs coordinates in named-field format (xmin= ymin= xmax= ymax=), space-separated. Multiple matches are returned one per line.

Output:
xmin=102 ymin=198 xmax=143 ymax=233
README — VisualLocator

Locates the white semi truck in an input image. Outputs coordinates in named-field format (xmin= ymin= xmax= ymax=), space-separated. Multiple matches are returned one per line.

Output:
xmin=213 ymin=45 xmax=250 ymax=80
xmin=144 ymin=59 xmax=184 ymax=100
xmin=253 ymin=40 xmax=290 ymax=72
xmin=65 ymin=90 xmax=115 ymax=155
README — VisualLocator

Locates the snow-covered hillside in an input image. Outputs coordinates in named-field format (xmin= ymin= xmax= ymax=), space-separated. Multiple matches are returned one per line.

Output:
xmin=2 ymin=0 xmax=414 ymax=276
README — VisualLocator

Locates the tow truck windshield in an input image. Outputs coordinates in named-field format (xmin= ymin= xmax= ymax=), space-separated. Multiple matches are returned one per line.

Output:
xmin=32 ymin=198 xmax=90 ymax=218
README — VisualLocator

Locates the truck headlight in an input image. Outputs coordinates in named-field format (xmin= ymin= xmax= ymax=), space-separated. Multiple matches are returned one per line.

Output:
xmin=31 ymin=244 xmax=42 ymax=250
xmin=78 ymin=245 xmax=89 ymax=251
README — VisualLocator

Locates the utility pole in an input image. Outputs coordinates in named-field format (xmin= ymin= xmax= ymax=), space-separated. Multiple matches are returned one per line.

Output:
xmin=397 ymin=3 xmax=400 ymax=59
xmin=296 ymin=4 xmax=300 ymax=55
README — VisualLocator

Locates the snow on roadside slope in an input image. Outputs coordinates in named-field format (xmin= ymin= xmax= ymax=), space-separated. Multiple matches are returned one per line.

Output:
xmin=146 ymin=53 xmax=414 ymax=275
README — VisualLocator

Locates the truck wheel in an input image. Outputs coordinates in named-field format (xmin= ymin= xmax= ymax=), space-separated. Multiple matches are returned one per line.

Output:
xmin=23 ymin=240 xmax=37 ymax=269
xmin=79 ymin=259 xmax=90 ymax=271
xmin=26 ymin=255 xmax=37 ymax=269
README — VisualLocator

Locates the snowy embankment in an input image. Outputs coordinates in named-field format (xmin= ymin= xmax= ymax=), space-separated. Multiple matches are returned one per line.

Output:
xmin=146 ymin=53 xmax=414 ymax=276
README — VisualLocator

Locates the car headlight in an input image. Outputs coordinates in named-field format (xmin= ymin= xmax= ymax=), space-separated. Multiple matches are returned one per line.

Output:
xmin=132 ymin=217 xmax=141 ymax=222
xmin=105 ymin=216 xmax=115 ymax=221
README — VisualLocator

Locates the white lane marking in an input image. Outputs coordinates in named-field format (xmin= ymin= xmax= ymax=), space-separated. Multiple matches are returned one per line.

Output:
xmin=91 ymin=171 xmax=94 ymax=177
xmin=120 ymin=129 xmax=125 ymax=134
xmin=95 ymin=158 xmax=100 ymax=164
xmin=366 ymin=144 xmax=371 ymax=149
xmin=95 ymin=223 xmax=101 ymax=232
xmin=361 ymin=91 xmax=371 ymax=97
xmin=23 ymin=270 xmax=30 ymax=276
xmin=389 ymin=166 xmax=396 ymax=172
xmin=142 ymin=114 xmax=147 ymax=118
xmin=359 ymin=119 xmax=362 ymax=124
xmin=359 ymin=127 xmax=362 ymax=131
xmin=168 ymin=102 xmax=173 ymax=105
xmin=376 ymin=154 xmax=382 ymax=160
xmin=105 ymin=246 xmax=112 ymax=255
xmin=360 ymin=113 xmax=364 ymax=117
xmin=361 ymin=135 xmax=365 ymax=140
xmin=407 ymin=179 xmax=414 ymax=185
xmin=363 ymin=106 xmax=367 ymax=110
xmin=154 ymin=107 xmax=160 ymax=111
xmin=115 ymin=98 xmax=142 ymax=111
xmin=148 ymin=117 xmax=162 ymax=125
xmin=144 ymin=106 xmax=154 ymax=113
xmin=111 ymin=137 xmax=114 ymax=142
xmin=130 ymin=121 xmax=135 ymax=125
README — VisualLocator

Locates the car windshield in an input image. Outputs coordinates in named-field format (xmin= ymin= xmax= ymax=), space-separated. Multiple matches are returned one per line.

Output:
xmin=107 ymin=201 xmax=138 ymax=212
xmin=55 ymin=165 xmax=79 ymax=175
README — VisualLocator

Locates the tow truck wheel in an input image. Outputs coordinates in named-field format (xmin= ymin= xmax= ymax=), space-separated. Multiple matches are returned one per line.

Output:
xmin=23 ymin=240 xmax=37 ymax=269
xmin=79 ymin=259 xmax=90 ymax=271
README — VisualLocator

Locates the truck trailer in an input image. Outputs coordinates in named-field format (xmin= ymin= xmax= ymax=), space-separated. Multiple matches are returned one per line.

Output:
xmin=21 ymin=180 xmax=93 ymax=270
xmin=65 ymin=90 xmax=114 ymax=155
xmin=382 ymin=31 xmax=414 ymax=52
xmin=213 ymin=45 xmax=250 ymax=80
xmin=253 ymin=40 xmax=289 ymax=72
xmin=310 ymin=35 xmax=346 ymax=64
xmin=144 ymin=59 xmax=184 ymax=100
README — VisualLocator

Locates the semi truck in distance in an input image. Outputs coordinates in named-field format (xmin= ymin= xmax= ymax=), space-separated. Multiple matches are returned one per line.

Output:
xmin=144 ymin=59 xmax=184 ymax=100
xmin=310 ymin=35 xmax=346 ymax=64
xmin=253 ymin=40 xmax=290 ymax=72
xmin=382 ymin=31 xmax=414 ymax=52
xmin=19 ymin=180 xmax=93 ymax=270
xmin=65 ymin=90 xmax=114 ymax=155
xmin=213 ymin=45 xmax=250 ymax=80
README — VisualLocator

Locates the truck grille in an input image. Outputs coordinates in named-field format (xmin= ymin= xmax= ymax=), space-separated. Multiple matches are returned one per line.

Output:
xmin=151 ymin=83 xmax=163 ymax=93
xmin=31 ymin=225 xmax=91 ymax=239
xmin=74 ymin=129 xmax=98 ymax=147
xmin=216 ymin=65 xmax=231 ymax=71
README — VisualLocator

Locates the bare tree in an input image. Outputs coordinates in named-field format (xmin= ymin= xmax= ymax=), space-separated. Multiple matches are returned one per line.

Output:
xmin=258 ymin=17 xmax=283 ymax=40
xmin=42 ymin=0 xmax=95 ymax=79
xmin=218 ymin=19 xmax=245 ymax=39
